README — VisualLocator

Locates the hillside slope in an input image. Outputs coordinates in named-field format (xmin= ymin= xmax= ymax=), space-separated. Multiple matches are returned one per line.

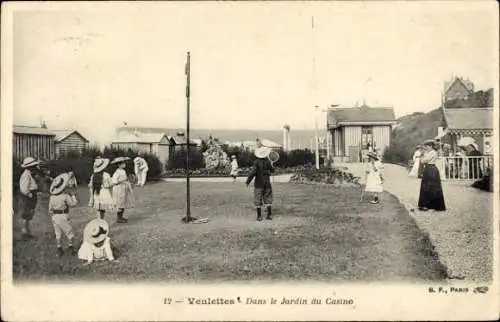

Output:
xmin=385 ymin=108 xmax=444 ymax=164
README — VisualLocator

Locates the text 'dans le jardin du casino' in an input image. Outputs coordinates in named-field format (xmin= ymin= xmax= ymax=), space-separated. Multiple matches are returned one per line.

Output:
xmin=163 ymin=296 xmax=355 ymax=306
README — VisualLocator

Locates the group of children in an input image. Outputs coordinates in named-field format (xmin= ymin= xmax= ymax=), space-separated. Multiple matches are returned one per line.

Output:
xmin=18 ymin=155 xmax=137 ymax=264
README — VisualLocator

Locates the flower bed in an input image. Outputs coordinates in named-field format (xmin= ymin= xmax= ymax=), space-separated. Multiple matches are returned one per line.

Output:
xmin=289 ymin=166 xmax=361 ymax=185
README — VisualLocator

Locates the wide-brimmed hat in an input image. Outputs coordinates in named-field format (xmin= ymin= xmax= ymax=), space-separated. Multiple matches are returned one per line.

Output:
xmin=367 ymin=151 xmax=379 ymax=160
xmin=423 ymin=139 xmax=436 ymax=146
xmin=469 ymin=142 xmax=479 ymax=151
xmin=83 ymin=219 xmax=110 ymax=244
xmin=50 ymin=173 xmax=70 ymax=195
xmin=111 ymin=156 xmax=130 ymax=164
xmin=21 ymin=157 xmax=41 ymax=168
xmin=93 ymin=158 xmax=110 ymax=173
xmin=254 ymin=147 xmax=270 ymax=159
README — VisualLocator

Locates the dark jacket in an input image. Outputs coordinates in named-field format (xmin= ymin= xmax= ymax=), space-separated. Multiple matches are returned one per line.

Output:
xmin=246 ymin=158 xmax=275 ymax=188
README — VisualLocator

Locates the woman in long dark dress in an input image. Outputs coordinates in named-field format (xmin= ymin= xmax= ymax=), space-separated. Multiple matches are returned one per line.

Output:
xmin=466 ymin=143 xmax=483 ymax=179
xmin=418 ymin=140 xmax=446 ymax=211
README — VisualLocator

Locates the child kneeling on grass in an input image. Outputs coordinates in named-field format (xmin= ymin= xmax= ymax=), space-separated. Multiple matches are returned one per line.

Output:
xmin=364 ymin=151 xmax=384 ymax=204
xmin=78 ymin=219 xmax=118 ymax=265
xmin=48 ymin=173 xmax=78 ymax=257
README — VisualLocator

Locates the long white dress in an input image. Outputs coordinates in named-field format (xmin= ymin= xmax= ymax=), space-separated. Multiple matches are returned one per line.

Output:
xmin=409 ymin=150 xmax=422 ymax=177
xmin=365 ymin=160 xmax=384 ymax=193
xmin=230 ymin=160 xmax=239 ymax=176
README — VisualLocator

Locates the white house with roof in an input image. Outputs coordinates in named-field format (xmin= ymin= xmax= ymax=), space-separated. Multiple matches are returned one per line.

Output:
xmin=111 ymin=132 xmax=172 ymax=165
xmin=327 ymin=105 xmax=397 ymax=162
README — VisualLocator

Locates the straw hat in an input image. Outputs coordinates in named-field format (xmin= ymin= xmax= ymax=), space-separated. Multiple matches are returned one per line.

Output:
xmin=83 ymin=219 xmax=109 ymax=244
xmin=93 ymin=158 xmax=110 ymax=173
xmin=367 ymin=151 xmax=379 ymax=160
xmin=254 ymin=146 xmax=270 ymax=159
xmin=111 ymin=156 xmax=130 ymax=164
xmin=21 ymin=157 xmax=41 ymax=168
xmin=469 ymin=142 xmax=479 ymax=151
xmin=49 ymin=173 xmax=70 ymax=195
xmin=423 ymin=139 xmax=436 ymax=146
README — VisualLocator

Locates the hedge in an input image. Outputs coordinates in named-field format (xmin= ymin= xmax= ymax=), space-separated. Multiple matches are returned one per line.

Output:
xmin=166 ymin=146 xmax=315 ymax=171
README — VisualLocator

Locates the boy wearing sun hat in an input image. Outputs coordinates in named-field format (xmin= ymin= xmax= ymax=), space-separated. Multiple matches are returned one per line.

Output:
xmin=18 ymin=157 xmax=42 ymax=240
xmin=78 ymin=219 xmax=116 ymax=264
xmin=48 ymin=173 xmax=78 ymax=256
xmin=246 ymin=138 xmax=275 ymax=221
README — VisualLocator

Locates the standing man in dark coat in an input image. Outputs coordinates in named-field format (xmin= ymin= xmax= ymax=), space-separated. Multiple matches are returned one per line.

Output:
xmin=246 ymin=139 xmax=275 ymax=221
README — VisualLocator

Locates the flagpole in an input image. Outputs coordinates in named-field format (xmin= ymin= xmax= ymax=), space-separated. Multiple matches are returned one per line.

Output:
xmin=184 ymin=51 xmax=192 ymax=223
xmin=311 ymin=16 xmax=320 ymax=170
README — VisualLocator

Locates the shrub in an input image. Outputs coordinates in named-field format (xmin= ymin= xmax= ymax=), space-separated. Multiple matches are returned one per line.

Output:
xmin=167 ymin=147 xmax=205 ymax=170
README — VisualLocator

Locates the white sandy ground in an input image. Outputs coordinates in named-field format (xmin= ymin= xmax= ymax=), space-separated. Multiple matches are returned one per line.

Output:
xmin=164 ymin=164 xmax=494 ymax=283
xmin=338 ymin=163 xmax=494 ymax=283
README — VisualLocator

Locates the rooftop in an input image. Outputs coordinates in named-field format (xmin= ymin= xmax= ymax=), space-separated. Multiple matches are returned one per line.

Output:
xmin=443 ymin=107 xmax=493 ymax=130
xmin=327 ymin=105 xmax=396 ymax=128
xmin=13 ymin=125 xmax=55 ymax=136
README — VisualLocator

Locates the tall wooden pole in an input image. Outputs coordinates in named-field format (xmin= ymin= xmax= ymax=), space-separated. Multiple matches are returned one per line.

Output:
xmin=184 ymin=52 xmax=192 ymax=222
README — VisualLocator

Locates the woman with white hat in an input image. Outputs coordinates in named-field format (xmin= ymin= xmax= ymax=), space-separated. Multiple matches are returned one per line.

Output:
xmin=417 ymin=140 xmax=446 ymax=212
xmin=48 ymin=173 xmax=78 ymax=257
xmin=18 ymin=157 xmax=41 ymax=239
xmin=111 ymin=157 xmax=134 ymax=223
xmin=88 ymin=158 xmax=114 ymax=219
xmin=133 ymin=156 xmax=149 ymax=186
xmin=78 ymin=219 xmax=116 ymax=264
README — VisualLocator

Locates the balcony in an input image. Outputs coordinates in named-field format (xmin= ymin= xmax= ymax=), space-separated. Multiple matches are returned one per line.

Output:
xmin=437 ymin=155 xmax=493 ymax=181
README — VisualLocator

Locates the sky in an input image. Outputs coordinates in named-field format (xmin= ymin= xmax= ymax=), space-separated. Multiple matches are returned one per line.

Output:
xmin=9 ymin=1 xmax=499 ymax=146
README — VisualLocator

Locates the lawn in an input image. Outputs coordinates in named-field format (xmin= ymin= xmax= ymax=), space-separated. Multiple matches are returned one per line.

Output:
xmin=12 ymin=181 xmax=448 ymax=282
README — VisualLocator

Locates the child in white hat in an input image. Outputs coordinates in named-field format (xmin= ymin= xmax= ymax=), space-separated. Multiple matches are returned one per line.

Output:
xmin=78 ymin=219 xmax=116 ymax=265
xmin=230 ymin=155 xmax=239 ymax=183
xmin=48 ymin=173 xmax=78 ymax=256
xmin=246 ymin=139 xmax=275 ymax=221
xmin=364 ymin=151 xmax=384 ymax=204
xmin=18 ymin=157 xmax=41 ymax=240
xmin=111 ymin=157 xmax=134 ymax=223
xmin=88 ymin=158 xmax=114 ymax=219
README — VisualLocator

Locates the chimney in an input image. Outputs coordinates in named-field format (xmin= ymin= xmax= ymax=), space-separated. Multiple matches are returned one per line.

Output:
xmin=283 ymin=125 xmax=290 ymax=151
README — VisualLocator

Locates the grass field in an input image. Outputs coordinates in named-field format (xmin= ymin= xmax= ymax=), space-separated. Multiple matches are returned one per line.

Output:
xmin=12 ymin=181 xmax=448 ymax=282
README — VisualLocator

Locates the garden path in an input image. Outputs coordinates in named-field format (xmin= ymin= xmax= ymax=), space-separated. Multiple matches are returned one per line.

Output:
xmin=338 ymin=162 xmax=494 ymax=283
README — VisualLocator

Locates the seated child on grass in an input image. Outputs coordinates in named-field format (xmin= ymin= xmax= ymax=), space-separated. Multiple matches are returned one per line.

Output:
xmin=78 ymin=219 xmax=118 ymax=265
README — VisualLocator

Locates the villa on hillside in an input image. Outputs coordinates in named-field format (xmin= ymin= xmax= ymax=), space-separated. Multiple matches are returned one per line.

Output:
xmin=435 ymin=79 xmax=494 ymax=181
xmin=326 ymin=105 xmax=396 ymax=163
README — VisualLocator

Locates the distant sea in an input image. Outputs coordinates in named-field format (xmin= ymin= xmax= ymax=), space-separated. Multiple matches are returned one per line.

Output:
xmin=116 ymin=126 xmax=327 ymax=150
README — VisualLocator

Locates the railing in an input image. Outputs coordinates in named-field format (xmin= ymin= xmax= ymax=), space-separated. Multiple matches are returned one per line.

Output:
xmin=437 ymin=155 xmax=493 ymax=181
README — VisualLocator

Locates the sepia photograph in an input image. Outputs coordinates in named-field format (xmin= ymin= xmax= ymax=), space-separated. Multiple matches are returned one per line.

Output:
xmin=1 ymin=1 xmax=498 ymax=321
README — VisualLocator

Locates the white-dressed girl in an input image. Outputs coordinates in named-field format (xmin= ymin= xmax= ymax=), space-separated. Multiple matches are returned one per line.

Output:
xmin=78 ymin=219 xmax=117 ymax=265
xmin=88 ymin=158 xmax=114 ymax=219
xmin=230 ymin=155 xmax=239 ymax=183
xmin=409 ymin=146 xmax=423 ymax=177
xmin=111 ymin=157 xmax=134 ymax=223
xmin=364 ymin=151 xmax=384 ymax=204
